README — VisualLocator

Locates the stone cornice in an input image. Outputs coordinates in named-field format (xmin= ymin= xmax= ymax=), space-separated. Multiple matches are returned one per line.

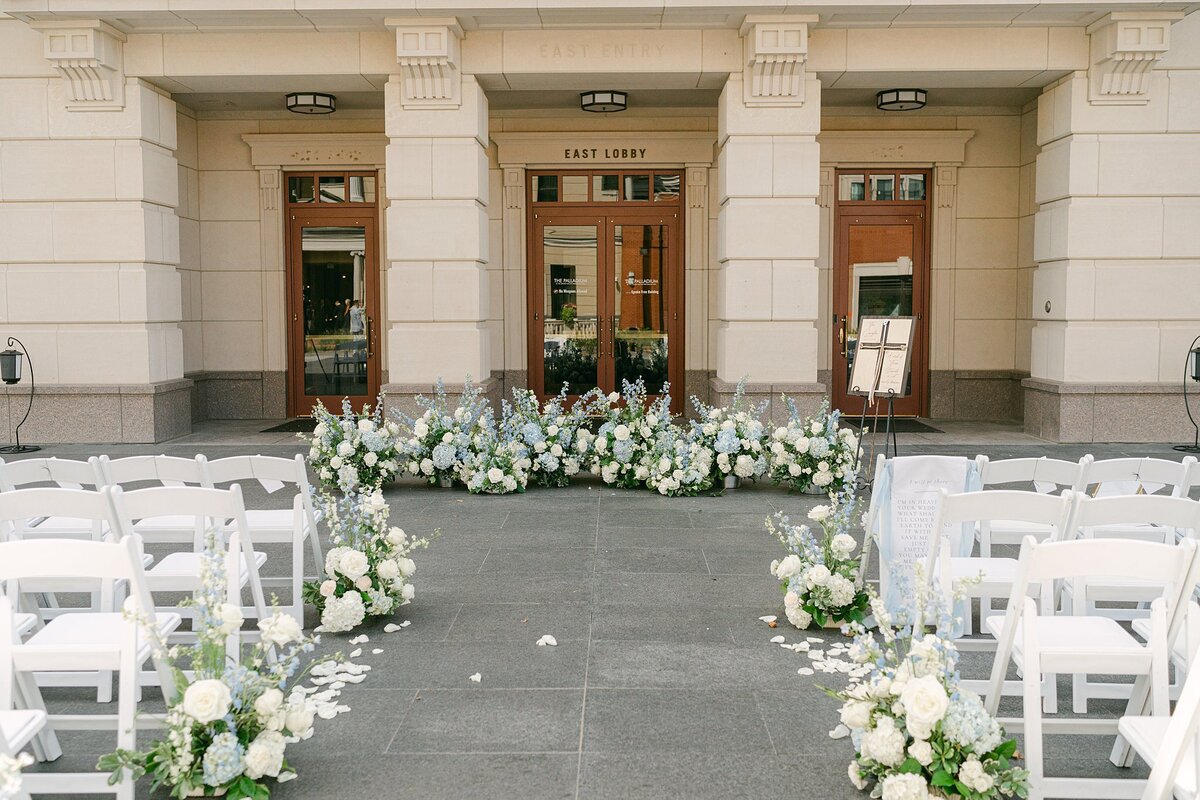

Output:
xmin=242 ymin=133 xmax=388 ymax=168
xmin=816 ymin=130 xmax=976 ymax=165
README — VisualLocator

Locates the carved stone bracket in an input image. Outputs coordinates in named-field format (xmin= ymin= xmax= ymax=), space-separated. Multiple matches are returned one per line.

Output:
xmin=1086 ymin=12 xmax=1182 ymax=105
xmin=739 ymin=15 xmax=815 ymax=108
xmin=259 ymin=170 xmax=280 ymax=213
xmin=503 ymin=168 xmax=525 ymax=210
xmin=818 ymin=166 xmax=834 ymax=209
xmin=687 ymin=167 xmax=708 ymax=209
xmin=33 ymin=20 xmax=126 ymax=110
xmin=388 ymin=18 xmax=464 ymax=110
xmin=935 ymin=166 xmax=958 ymax=209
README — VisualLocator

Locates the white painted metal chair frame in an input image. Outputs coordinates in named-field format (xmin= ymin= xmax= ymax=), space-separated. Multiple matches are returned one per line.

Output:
xmin=0 ymin=534 xmax=179 ymax=799
xmin=984 ymin=536 xmax=1200 ymax=800
xmin=0 ymin=597 xmax=47 ymax=800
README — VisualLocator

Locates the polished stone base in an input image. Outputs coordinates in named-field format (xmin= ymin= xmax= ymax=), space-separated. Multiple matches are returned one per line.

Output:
xmin=929 ymin=370 xmax=1024 ymax=422
xmin=1022 ymin=378 xmax=1198 ymax=443
xmin=0 ymin=379 xmax=193 ymax=445
xmin=188 ymin=370 xmax=287 ymax=422
xmin=708 ymin=376 xmax=827 ymax=425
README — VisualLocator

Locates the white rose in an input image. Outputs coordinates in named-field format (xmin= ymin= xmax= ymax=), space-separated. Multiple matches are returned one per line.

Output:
xmin=214 ymin=603 xmax=243 ymax=635
xmin=413 ymin=422 xmax=428 ymax=438
xmin=576 ymin=439 xmax=589 ymax=454
xmin=285 ymin=704 xmax=315 ymax=738
xmin=313 ymin=422 xmax=328 ymax=437
xmin=788 ymin=463 xmax=802 ymax=477
xmin=401 ymin=583 xmax=415 ymax=601
xmin=363 ymin=452 xmax=378 ymax=467
xmin=547 ymin=424 xmax=559 ymax=436
xmin=550 ymin=444 xmax=563 ymax=457
xmin=807 ymin=505 xmax=831 ymax=523
xmin=420 ymin=458 xmax=435 ymax=475
xmin=387 ymin=527 xmax=407 ymax=547
xmin=958 ymin=757 xmax=995 ymax=793
xmin=338 ymin=550 xmax=370 ymax=580
xmin=908 ymin=740 xmax=934 ymax=766
xmin=785 ymin=605 xmax=812 ymax=629
xmin=329 ymin=456 xmax=343 ymax=469
xmin=357 ymin=419 xmax=374 ymax=433
xmin=783 ymin=591 xmax=800 ymax=610
xmin=254 ymin=688 xmax=286 ymax=729
xmin=337 ymin=441 xmax=354 ymax=457
xmin=773 ymin=554 xmax=803 ymax=580
xmin=898 ymin=675 xmax=950 ymax=740
xmin=839 ymin=699 xmax=873 ymax=730
xmin=614 ymin=424 xmax=631 ymax=441
xmin=880 ymin=773 xmax=930 ymax=800
xmin=810 ymin=422 xmax=822 ymax=435
xmin=355 ymin=575 xmax=372 ymax=591
xmin=243 ymin=731 xmax=285 ymax=780
xmin=396 ymin=557 xmax=416 ymax=577
xmin=832 ymin=534 xmax=857 ymax=558
xmin=607 ymin=392 xmax=620 ymax=402
xmin=319 ymin=579 xmax=337 ymax=598
xmin=487 ymin=467 xmax=505 ymax=483
xmin=181 ymin=679 xmax=232 ymax=723
xmin=257 ymin=612 xmax=303 ymax=648
xmin=377 ymin=559 xmax=400 ymax=580
xmin=848 ymin=761 xmax=868 ymax=791
xmin=805 ymin=564 xmax=831 ymax=588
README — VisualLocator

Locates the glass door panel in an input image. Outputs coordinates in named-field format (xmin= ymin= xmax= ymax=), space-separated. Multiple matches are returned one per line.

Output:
xmin=541 ymin=224 xmax=600 ymax=395
xmin=613 ymin=223 xmax=669 ymax=389
xmin=301 ymin=226 xmax=368 ymax=398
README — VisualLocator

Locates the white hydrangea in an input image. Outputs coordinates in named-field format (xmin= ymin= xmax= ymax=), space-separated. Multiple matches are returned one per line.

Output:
xmin=859 ymin=715 xmax=905 ymax=767
xmin=880 ymin=772 xmax=930 ymax=800
xmin=320 ymin=591 xmax=366 ymax=632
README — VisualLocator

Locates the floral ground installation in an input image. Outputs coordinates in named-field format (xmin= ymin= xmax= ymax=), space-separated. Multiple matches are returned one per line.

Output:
xmin=305 ymin=377 xmax=861 ymax=498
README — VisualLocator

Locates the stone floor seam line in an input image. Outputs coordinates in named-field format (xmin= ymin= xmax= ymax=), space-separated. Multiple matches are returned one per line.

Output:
xmin=380 ymin=688 xmax=422 ymax=755
xmin=440 ymin=603 xmax=466 ymax=643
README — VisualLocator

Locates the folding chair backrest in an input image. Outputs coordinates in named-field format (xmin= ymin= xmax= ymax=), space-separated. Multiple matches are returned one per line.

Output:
xmin=976 ymin=455 xmax=1091 ymax=492
xmin=0 ymin=486 xmax=117 ymax=541
xmin=111 ymin=484 xmax=253 ymax=555
xmin=99 ymin=454 xmax=210 ymax=488
xmin=0 ymin=534 xmax=152 ymax=613
xmin=1085 ymin=457 xmax=1196 ymax=498
xmin=934 ymin=489 xmax=1078 ymax=534
xmin=0 ymin=456 xmax=103 ymax=491
xmin=203 ymin=454 xmax=307 ymax=489
xmin=1073 ymin=494 xmax=1200 ymax=536
xmin=1142 ymin=607 xmax=1200 ymax=800
xmin=1020 ymin=537 xmax=1196 ymax=590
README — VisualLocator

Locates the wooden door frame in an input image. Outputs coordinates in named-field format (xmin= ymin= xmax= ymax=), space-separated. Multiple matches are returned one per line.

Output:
xmin=285 ymin=202 xmax=382 ymax=417
xmin=831 ymin=168 xmax=931 ymax=417
xmin=525 ymin=169 xmax=686 ymax=413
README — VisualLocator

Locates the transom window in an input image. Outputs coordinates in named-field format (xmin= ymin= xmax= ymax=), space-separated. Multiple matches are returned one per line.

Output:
xmin=287 ymin=172 xmax=377 ymax=205
xmin=530 ymin=170 xmax=682 ymax=206
xmin=837 ymin=171 xmax=926 ymax=203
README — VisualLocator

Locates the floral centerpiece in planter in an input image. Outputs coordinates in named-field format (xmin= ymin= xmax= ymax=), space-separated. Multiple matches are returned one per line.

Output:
xmin=644 ymin=424 xmax=714 ymax=496
xmin=303 ymin=396 xmax=401 ymax=492
xmin=461 ymin=406 xmax=531 ymax=495
xmin=1 ymin=752 xmax=32 ymax=799
xmin=396 ymin=378 xmax=489 ymax=487
xmin=99 ymin=542 xmax=330 ymax=799
xmin=768 ymin=398 xmax=859 ymax=497
xmin=831 ymin=582 xmax=1029 ymax=800
xmin=504 ymin=387 xmax=585 ymax=488
xmin=690 ymin=378 xmax=769 ymax=489
xmin=766 ymin=485 xmax=869 ymax=629
xmin=587 ymin=380 xmax=672 ymax=489
xmin=303 ymin=488 xmax=431 ymax=633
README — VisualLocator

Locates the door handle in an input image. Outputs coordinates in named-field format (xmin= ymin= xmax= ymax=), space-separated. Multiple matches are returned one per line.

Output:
xmin=364 ymin=314 xmax=373 ymax=358
xmin=840 ymin=321 xmax=849 ymax=358
xmin=610 ymin=315 xmax=617 ymax=358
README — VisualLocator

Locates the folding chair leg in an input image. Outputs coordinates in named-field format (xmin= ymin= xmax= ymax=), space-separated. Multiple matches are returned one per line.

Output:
xmin=14 ymin=670 xmax=61 ymax=762
xmin=1072 ymin=673 xmax=1089 ymax=714
xmin=307 ymin=525 xmax=325 ymax=581
xmin=1024 ymin=637 xmax=1045 ymax=800
xmin=97 ymin=669 xmax=113 ymax=703
xmin=291 ymin=534 xmax=305 ymax=626
xmin=1109 ymin=675 xmax=1152 ymax=768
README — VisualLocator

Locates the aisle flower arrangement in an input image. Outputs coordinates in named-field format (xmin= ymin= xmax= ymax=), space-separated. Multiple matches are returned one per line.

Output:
xmin=644 ymin=424 xmax=714 ymax=496
xmin=768 ymin=398 xmax=859 ymax=497
xmin=99 ymin=541 xmax=330 ymax=799
xmin=504 ymin=387 xmax=585 ymax=488
xmin=831 ymin=583 xmax=1029 ymax=800
xmin=303 ymin=396 xmax=401 ymax=492
xmin=397 ymin=378 xmax=489 ymax=487
xmin=587 ymin=380 xmax=672 ymax=489
xmin=303 ymin=488 xmax=430 ymax=632
xmin=463 ymin=406 xmax=531 ymax=494
xmin=1 ymin=752 xmax=32 ymax=800
xmin=690 ymin=379 xmax=769 ymax=487
xmin=766 ymin=485 xmax=869 ymax=629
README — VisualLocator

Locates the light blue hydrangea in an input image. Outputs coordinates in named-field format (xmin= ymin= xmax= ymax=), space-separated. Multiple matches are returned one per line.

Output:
xmin=808 ymin=437 xmax=831 ymax=458
xmin=202 ymin=731 xmax=244 ymax=787
xmin=612 ymin=439 xmax=635 ymax=463
xmin=714 ymin=428 xmax=740 ymax=454
xmin=361 ymin=431 xmax=387 ymax=452
xmin=537 ymin=452 xmax=559 ymax=472
xmin=431 ymin=443 xmax=457 ymax=470
xmin=942 ymin=690 xmax=1004 ymax=755
xmin=521 ymin=422 xmax=545 ymax=446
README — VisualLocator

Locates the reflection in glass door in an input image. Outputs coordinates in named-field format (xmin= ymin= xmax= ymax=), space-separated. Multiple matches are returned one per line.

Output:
xmin=613 ymin=223 xmax=669 ymax=389
xmin=287 ymin=204 xmax=380 ymax=415
xmin=541 ymin=224 xmax=600 ymax=395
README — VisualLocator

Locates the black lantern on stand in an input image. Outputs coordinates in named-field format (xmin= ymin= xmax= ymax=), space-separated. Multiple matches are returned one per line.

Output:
xmin=1174 ymin=335 xmax=1200 ymax=454
xmin=0 ymin=337 xmax=40 ymax=454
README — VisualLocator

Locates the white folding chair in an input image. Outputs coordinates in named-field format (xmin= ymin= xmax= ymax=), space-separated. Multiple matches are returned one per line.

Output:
xmin=99 ymin=455 xmax=211 ymax=543
xmin=1119 ymin=603 xmax=1200 ymax=800
xmin=0 ymin=598 xmax=46 ymax=800
xmin=203 ymin=454 xmax=323 ymax=623
xmin=1082 ymin=457 xmax=1198 ymax=542
xmin=0 ymin=456 xmax=108 ymax=539
xmin=108 ymin=484 xmax=270 ymax=642
xmin=1062 ymin=494 xmax=1200 ymax=712
xmin=0 ymin=535 xmax=178 ymax=800
xmin=984 ymin=536 xmax=1200 ymax=800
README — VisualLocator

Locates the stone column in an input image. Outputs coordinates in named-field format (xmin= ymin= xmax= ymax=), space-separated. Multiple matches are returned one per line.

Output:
xmin=0 ymin=19 xmax=188 ymax=444
xmin=713 ymin=16 xmax=823 ymax=422
xmin=1025 ymin=12 xmax=1197 ymax=442
xmin=382 ymin=19 xmax=493 ymax=415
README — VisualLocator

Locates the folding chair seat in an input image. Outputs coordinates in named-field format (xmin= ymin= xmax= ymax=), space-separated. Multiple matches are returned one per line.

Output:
xmin=984 ymin=536 xmax=1200 ymax=800
xmin=203 ymin=454 xmax=324 ymax=623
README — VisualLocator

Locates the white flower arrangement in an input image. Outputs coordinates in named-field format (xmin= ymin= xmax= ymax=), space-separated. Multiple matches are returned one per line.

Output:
xmin=830 ymin=580 xmax=1029 ymax=800
xmin=586 ymin=379 xmax=672 ymax=490
xmin=1 ymin=752 xmax=32 ymax=800
xmin=99 ymin=538 xmax=331 ymax=798
xmin=768 ymin=398 xmax=859 ymax=497
xmin=766 ymin=484 xmax=869 ymax=629
xmin=396 ymin=378 xmax=489 ymax=487
xmin=303 ymin=488 xmax=431 ymax=632
xmin=303 ymin=396 xmax=401 ymax=492
xmin=644 ymin=424 xmax=715 ymax=496
xmin=504 ymin=387 xmax=586 ymax=488
xmin=690 ymin=378 xmax=769 ymax=486
xmin=462 ymin=406 xmax=531 ymax=495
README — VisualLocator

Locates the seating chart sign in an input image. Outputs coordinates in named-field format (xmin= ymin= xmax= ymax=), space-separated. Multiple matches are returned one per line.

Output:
xmin=878 ymin=456 xmax=974 ymax=615
xmin=848 ymin=316 xmax=915 ymax=405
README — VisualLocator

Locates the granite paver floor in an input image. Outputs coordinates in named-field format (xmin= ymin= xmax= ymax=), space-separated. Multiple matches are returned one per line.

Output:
xmin=15 ymin=425 xmax=1186 ymax=798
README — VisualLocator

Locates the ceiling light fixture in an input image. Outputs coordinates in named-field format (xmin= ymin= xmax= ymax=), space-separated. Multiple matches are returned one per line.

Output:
xmin=876 ymin=88 xmax=927 ymax=111
xmin=580 ymin=90 xmax=627 ymax=113
xmin=285 ymin=92 xmax=337 ymax=115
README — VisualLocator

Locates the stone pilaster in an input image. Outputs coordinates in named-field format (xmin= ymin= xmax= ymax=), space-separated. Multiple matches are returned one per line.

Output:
xmin=713 ymin=20 xmax=823 ymax=422
xmin=382 ymin=18 xmax=494 ymax=409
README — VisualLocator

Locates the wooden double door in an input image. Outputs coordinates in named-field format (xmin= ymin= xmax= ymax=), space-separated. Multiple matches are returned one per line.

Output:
xmin=831 ymin=169 xmax=931 ymax=417
xmin=528 ymin=208 xmax=683 ymax=411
